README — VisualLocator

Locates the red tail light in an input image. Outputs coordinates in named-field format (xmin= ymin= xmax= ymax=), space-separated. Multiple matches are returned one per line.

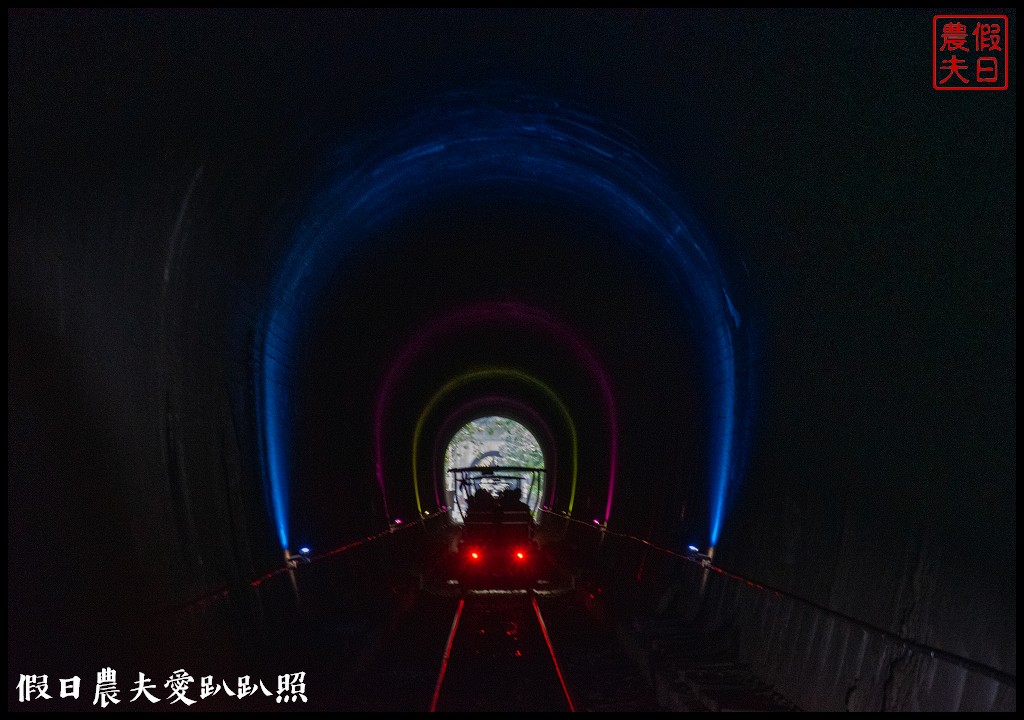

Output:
xmin=514 ymin=550 xmax=526 ymax=561
xmin=469 ymin=550 xmax=480 ymax=560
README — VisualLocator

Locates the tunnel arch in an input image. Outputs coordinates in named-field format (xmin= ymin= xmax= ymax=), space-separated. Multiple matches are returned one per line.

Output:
xmin=412 ymin=366 xmax=578 ymax=518
xmin=431 ymin=395 xmax=559 ymax=515
xmin=8 ymin=15 xmax=1015 ymax=712
xmin=256 ymin=92 xmax=753 ymax=551
xmin=441 ymin=414 xmax=547 ymax=522
xmin=374 ymin=300 xmax=615 ymax=525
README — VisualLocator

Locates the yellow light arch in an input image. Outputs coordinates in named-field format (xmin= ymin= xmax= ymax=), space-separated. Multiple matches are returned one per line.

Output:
xmin=411 ymin=367 xmax=578 ymax=515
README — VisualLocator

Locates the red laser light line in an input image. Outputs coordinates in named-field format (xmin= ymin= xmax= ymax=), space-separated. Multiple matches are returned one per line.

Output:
xmin=531 ymin=595 xmax=576 ymax=712
xmin=429 ymin=598 xmax=465 ymax=712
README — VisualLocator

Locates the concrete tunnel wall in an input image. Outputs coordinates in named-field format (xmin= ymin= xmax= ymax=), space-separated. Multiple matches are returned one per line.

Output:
xmin=8 ymin=10 xmax=1015 ymax=710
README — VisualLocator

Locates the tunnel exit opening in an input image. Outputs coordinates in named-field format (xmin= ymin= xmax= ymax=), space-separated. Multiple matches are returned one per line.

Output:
xmin=444 ymin=416 xmax=545 ymax=523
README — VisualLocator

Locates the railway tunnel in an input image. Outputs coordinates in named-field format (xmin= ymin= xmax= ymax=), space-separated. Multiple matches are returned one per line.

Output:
xmin=8 ymin=10 xmax=1015 ymax=712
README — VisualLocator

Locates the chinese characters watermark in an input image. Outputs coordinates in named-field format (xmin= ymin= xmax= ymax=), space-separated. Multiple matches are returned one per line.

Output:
xmin=16 ymin=669 xmax=307 ymax=706
xmin=933 ymin=15 xmax=1009 ymax=90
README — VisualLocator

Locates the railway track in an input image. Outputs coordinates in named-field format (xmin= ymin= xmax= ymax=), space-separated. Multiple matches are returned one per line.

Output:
xmin=430 ymin=592 xmax=575 ymax=712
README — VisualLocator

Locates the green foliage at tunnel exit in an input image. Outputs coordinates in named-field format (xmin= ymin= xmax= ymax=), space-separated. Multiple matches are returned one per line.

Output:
xmin=445 ymin=416 xmax=544 ymax=473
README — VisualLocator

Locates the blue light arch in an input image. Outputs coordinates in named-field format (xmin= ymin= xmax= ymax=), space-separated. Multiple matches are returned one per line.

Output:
xmin=256 ymin=92 xmax=754 ymax=550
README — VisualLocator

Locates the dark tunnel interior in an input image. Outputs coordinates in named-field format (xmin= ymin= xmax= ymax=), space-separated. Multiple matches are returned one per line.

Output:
xmin=8 ymin=9 xmax=1015 ymax=712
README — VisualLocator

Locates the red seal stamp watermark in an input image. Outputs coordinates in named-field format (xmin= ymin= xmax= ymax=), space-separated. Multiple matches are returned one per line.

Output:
xmin=933 ymin=15 xmax=1009 ymax=90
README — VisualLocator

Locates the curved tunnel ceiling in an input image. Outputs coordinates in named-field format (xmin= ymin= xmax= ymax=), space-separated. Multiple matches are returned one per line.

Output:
xmin=440 ymin=412 xmax=548 ymax=518
xmin=413 ymin=366 xmax=578 ymax=516
xmin=432 ymin=396 xmax=560 ymax=510
xmin=259 ymin=93 xmax=754 ymax=551
xmin=377 ymin=301 xmax=612 ymax=517
xmin=8 ymin=13 xmax=1014 ymax=708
